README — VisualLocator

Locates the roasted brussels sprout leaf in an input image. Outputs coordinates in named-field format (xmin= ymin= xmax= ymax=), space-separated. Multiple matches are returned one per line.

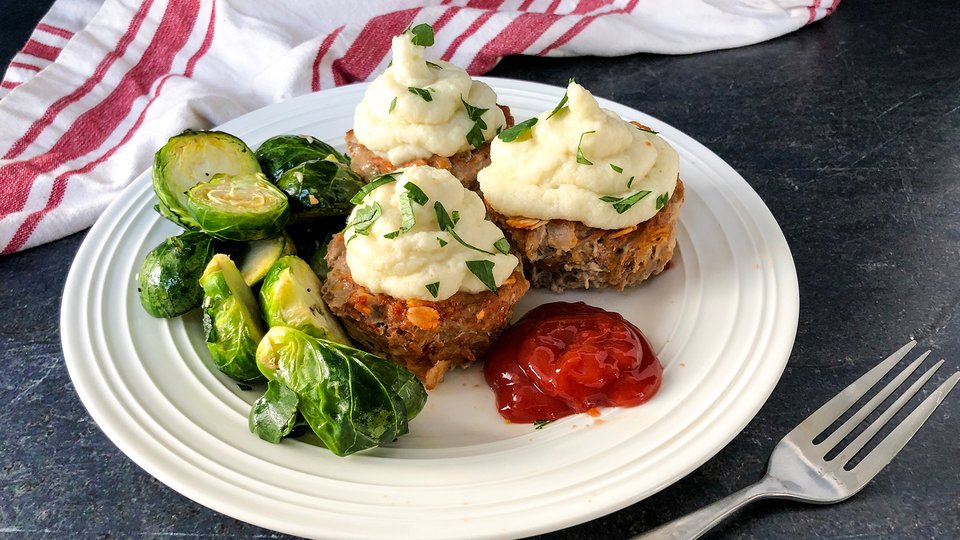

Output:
xmin=137 ymin=231 xmax=214 ymax=318
xmin=254 ymin=327 xmax=427 ymax=456
xmin=284 ymin=219 xmax=341 ymax=280
xmin=259 ymin=255 xmax=351 ymax=343
xmin=235 ymin=233 xmax=297 ymax=286
xmin=153 ymin=130 xmax=261 ymax=229
xmin=249 ymin=379 xmax=300 ymax=443
xmin=185 ymin=172 xmax=289 ymax=241
xmin=276 ymin=159 xmax=364 ymax=221
xmin=199 ymin=254 xmax=266 ymax=382
xmin=255 ymin=135 xmax=349 ymax=182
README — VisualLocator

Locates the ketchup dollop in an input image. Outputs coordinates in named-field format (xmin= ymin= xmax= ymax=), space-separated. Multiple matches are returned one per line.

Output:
xmin=484 ymin=302 xmax=662 ymax=423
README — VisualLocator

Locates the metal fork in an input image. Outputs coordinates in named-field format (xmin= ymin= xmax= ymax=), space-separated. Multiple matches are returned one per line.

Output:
xmin=635 ymin=340 xmax=960 ymax=540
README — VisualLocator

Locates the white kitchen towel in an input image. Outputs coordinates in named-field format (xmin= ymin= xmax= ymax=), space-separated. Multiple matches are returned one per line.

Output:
xmin=0 ymin=0 xmax=839 ymax=253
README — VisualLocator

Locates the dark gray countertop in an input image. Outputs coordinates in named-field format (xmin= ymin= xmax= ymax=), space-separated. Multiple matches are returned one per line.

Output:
xmin=2 ymin=1 xmax=958 ymax=538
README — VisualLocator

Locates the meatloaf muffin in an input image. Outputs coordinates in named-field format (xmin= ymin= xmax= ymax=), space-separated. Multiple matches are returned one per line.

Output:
xmin=320 ymin=166 xmax=528 ymax=389
xmin=347 ymin=24 xmax=508 ymax=191
xmin=478 ymin=81 xmax=683 ymax=292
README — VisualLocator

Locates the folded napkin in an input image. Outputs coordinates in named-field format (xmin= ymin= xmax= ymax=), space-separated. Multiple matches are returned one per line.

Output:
xmin=0 ymin=0 xmax=838 ymax=253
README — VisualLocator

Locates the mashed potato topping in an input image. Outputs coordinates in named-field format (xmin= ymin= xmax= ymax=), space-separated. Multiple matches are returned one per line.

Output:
xmin=352 ymin=32 xmax=506 ymax=164
xmin=478 ymin=82 xmax=680 ymax=230
xmin=344 ymin=166 xmax=519 ymax=301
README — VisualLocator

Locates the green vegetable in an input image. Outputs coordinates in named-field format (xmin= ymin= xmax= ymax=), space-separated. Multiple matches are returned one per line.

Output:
xmin=275 ymin=159 xmax=364 ymax=221
xmin=137 ymin=231 xmax=215 ymax=318
xmin=466 ymin=259 xmax=497 ymax=292
xmin=345 ymin=202 xmax=382 ymax=238
xmin=152 ymin=130 xmax=262 ymax=229
xmin=235 ymin=232 xmax=297 ymax=286
xmin=254 ymin=326 xmax=427 ymax=455
xmin=497 ymin=118 xmax=537 ymax=143
xmin=576 ymin=130 xmax=596 ymax=165
xmin=259 ymin=255 xmax=350 ymax=344
xmin=493 ymin=238 xmax=511 ymax=255
xmin=254 ymin=134 xmax=349 ymax=182
xmin=425 ymin=282 xmax=440 ymax=298
xmin=199 ymin=254 xmax=266 ymax=382
xmin=185 ymin=172 xmax=289 ymax=241
xmin=407 ymin=23 xmax=435 ymax=47
xmin=350 ymin=173 xmax=396 ymax=204
xmin=599 ymin=190 xmax=652 ymax=214
xmin=656 ymin=192 xmax=670 ymax=210
xmin=408 ymin=87 xmax=433 ymax=102
xmin=461 ymin=96 xmax=489 ymax=149
xmin=249 ymin=379 xmax=300 ymax=444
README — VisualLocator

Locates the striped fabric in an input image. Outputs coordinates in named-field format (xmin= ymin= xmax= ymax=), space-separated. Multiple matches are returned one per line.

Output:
xmin=0 ymin=0 xmax=839 ymax=253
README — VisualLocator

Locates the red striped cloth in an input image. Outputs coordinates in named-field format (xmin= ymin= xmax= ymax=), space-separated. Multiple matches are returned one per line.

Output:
xmin=0 ymin=0 xmax=839 ymax=253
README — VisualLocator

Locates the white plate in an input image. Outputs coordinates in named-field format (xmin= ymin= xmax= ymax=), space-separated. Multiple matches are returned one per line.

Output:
xmin=61 ymin=78 xmax=799 ymax=539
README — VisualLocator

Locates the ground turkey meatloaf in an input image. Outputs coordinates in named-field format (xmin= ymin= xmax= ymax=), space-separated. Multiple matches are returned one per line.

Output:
xmin=320 ymin=233 xmax=530 ymax=389
xmin=345 ymin=105 xmax=515 ymax=191
xmin=487 ymin=178 xmax=684 ymax=293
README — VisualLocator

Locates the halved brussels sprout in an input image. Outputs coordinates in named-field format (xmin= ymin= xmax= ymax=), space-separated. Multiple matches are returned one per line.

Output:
xmin=254 ymin=326 xmax=427 ymax=455
xmin=185 ymin=172 xmax=289 ymax=241
xmin=235 ymin=232 xmax=297 ymax=286
xmin=153 ymin=130 xmax=261 ymax=229
xmin=259 ymin=255 xmax=350 ymax=343
xmin=137 ymin=231 xmax=214 ymax=318
xmin=199 ymin=254 xmax=266 ymax=382
xmin=276 ymin=159 xmax=364 ymax=221
xmin=255 ymin=134 xmax=349 ymax=182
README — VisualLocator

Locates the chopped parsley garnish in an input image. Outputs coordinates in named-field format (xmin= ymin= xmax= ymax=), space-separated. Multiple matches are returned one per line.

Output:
xmin=497 ymin=117 xmax=538 ymax=142
xmin=493 ymin=238 xmax=511 ymax=254
xmin=383 ymin=230 xmax=401 ymax=239
xmin=437 ymin=237 xmax=448 ymax=247
xmin=451 ymin=210 xmax=460 ymax=225
xmin=656 ymin=192 xmax=670 ymax=210
xmin=546 ymin=90 xmax=569 ymax=120
xmin=408 ymin=87 xmax=433 ymax=102
xmin=388 ymin=96 xmax=397 ymax=114
xmin=599 ymin=190 xmax=652 ymax=214
xmin=533 ymin=419 xmax=554 ymax=429
xmin=434 ymin=201 xmax=493 ymax=255
xmin=610 ymin=164 xmax=623 ymax=174
xmin=407 ymin=23 xmax=435 ymax=46
xmin=350 ymin=174 xmax=396 ymax=204
xmin=462 ymin=96 xmax=490 ymax=149
xmin=404 ymin=181 xmax=429 ymax=205
xmin=426 ymin=60 xmax=442 ymax=70
xmin=576 ymin=131 xmax=596 ymax=165
xmin=447 ymin=228 xmax=495 ymax=255
xmin=627 ymin=176 xmax=635 ymax=189
xmin=345 ymin=202 xmax=383 ymax=237
xmin=425 ymin=282 xmax=440 ymax=298
xmin=466 ymin=123 xmax=486 ymax=149
xmin=466 ymin=260 xmax=497 ymax=292
xmin=398 ymin=191 xmax=416 ymax=233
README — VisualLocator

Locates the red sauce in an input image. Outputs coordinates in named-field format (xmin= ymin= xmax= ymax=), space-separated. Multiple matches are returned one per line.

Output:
xmin=483 ymin=302 xmax=662 ymax=424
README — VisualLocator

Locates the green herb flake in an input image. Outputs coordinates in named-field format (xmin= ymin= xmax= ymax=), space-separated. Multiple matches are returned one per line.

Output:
xmin=404 ymin=181 xmax=429 ymax=205
xmin=599 ymin=190 xmax=652 ymax=214
xmin=383 ymin=230 xmax=401 ymax=239
xmin=493 ymin=238 xmax=511 ymax=254
xmin=610 ymin=164 xmax=623 ymax=174
xmin=425 ymin=282 xmax=440 ymax=298
xmin=437 ymin=237 xmax=448 ymax=247
xmin=497 ymin=117 xmax=538 ymax=143
xmin=533 ymin=419 xmax=554 ymax=429
xmin=627 ymin=176 xmax=635 ymax=188
xmin=448 ymin=229 xmax=494 ymax=255
xmin=398 ymin=191 xmax=416 ymax=233
xmin=466 ymin=123 xmax=486 ymax=149
xmin=546 ymin=90 xmax=569 ymax=120
xmin=462 ymin=96 xmax=490 ymax=149
xmin=451 ymin=210 xmax=460 ymax=225
xmin=426 ymin=60 xmax=442 ymax=70
xmin=433 ymin=201 xmax=456 ymax=230
xmin=350 ymin=174 xmax=396 ymax=204
xmin=576 ymin=131 xmax=596 ymax=165
xmin=345 ymin=202 xmax=383 ymax=235
xmin=408 ymin=23 xmax=435 ymax=47
xmin=656 ymin=191 xmax=670 ymax=210
xmin=388 ymin=96 xmax=397 ymax=114
xmin=465 ymin=260 xmax=498 ymax=292
xmin=408 ymin=87 xmax=433 ymax=102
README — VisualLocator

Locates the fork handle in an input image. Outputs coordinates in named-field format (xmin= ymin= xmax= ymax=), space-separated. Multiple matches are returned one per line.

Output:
xmin=632 ymin=475 xmax=782 ymax=540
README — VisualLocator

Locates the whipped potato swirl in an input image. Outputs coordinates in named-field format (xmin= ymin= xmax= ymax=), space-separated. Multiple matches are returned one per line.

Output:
xmin=344 ymin=166 xmax=519 ymax=301
xmin=478 ymin=82 xmax=680 ymax=230
xmin=352 ymin=33 xmax=506 ymax=164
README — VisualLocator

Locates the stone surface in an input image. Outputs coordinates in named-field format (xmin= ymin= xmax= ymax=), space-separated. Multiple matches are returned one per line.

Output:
xmin=1 ymin=0 xmax=957 ymax=538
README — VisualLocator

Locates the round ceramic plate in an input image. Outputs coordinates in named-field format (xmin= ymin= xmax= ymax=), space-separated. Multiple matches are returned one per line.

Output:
xmin=61 ymin=78 xmax=799 ymax=539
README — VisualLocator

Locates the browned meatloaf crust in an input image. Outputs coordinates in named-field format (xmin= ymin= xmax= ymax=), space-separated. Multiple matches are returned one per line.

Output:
xmin=486 ymin=178 xmax=684 ymax=293
xmin=320 ymin=234 xmax=530 ymax=389
xmin=345 ymin=105 xmax=515 ymax=191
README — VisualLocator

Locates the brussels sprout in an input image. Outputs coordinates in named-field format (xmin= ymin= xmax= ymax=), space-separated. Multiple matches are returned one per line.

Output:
xmin=284 ymin=219 xmax=341 ymax=280
xmin=276 ymin=159 xmax=364 ymax=221
xmin=153 ymin=130 xmax=261 ymax=229
xmin=255 ymin=134 xmax=349 ymax=182
xmin=199 ymin=254 xmax=266 ymax=382
xmin=259 ymin=255 xmax=350 ymax=343
xmin=137 ymin=231 xmax=214 ymax=318
xmin=249 ymin=379 xmax=300 ymax=444
xmin=254 ymin=326 xmax=427 ymax=455
xmin=235 ymin=232 xmax=297 ymax=286
xmin=185 ymin=172 xmax=289 ymax=241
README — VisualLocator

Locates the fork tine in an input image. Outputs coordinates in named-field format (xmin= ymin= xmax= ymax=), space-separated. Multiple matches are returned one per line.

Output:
xmin=849 ymin=371 xmax=960 ymax=486
xmin=818 ymin=351 xmax=930 ymax=453
xmin=832 ymin=359 xmax=943 ymax=465
xmin=793 ymin=340 xmax=918 ymax=439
